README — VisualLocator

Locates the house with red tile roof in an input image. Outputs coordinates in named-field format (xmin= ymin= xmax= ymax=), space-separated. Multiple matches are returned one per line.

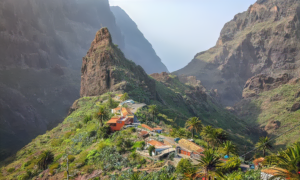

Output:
xmin=138 ymin=131 xmax=149 ymax=138
xmin=141 ymin=124 xmax=154 ymax=131
xmin=106 ymin=116 xmax=133 ymax=132
xmin=107 ymin=106 xmax=135 ymax=132
xmin=147 ymin=140 xmax=172 ymax=156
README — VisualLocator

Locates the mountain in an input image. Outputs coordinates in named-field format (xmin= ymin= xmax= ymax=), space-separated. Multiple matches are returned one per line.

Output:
xmin=0 ymin=0 xmax=164 ymax=161
xmin=80 ymin=28 xmax=251 ymax=145
xmin=175 ymin=0 xmax=300 ymax=106
xmin=0 ymin=28 xmax=252 ymax=180
xmin=111 ymin=6 xmax=169 ymax=74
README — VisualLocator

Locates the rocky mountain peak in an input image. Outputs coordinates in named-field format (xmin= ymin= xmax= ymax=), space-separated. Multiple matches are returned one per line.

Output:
xmin=80 ymin=28 xmax=156 ymax=100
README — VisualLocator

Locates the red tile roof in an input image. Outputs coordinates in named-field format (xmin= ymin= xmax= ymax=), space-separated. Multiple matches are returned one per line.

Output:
xmin=139 ymin=131 xmax=149 ymax=136
xmin=153 ymin=127 xmax=162 ymax=131
xmin=147 ymin=140 xmax=165 ymax=147
xmin=107 ymin=117 xmax=120 ymax=124
xmin=141 ymin=124 xmax=154 ymax=131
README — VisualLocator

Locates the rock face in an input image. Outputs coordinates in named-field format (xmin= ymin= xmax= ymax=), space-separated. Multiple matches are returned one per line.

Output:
xmin=242 ymin=73 xmax=290 ymax=98
xmin=175 ymin=0 xmax=300 ymax=105
xmin=111 ymin=6 xmax=168 ymax=74
xmin=80 ymin=28 xmax=156 ymax=100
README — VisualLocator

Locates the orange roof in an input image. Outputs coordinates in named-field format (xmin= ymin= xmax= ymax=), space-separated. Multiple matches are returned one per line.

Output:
xmin=153 ymin=127 xmax=162 ymax=130
xmin=147 ymin=140 xmax=165 ymax=147
xmin=141 ymin=124 xmax=154 ymax=131
xmin=117 ymin=94 xmax=123 ymax=97
xmin=121 ymin=107 xmax=132 ymax=117
xmin=253 ymin=157 xmax=265 ymax=165
xmin=113 ymin=107 xmax=121 ymax=111
xmin=139 ymin=131 xmax=149 ymax=136
xmin=261 ymin=168 xmax=288 ymax=176
xmin=106 ymin=117 xmax=119 ymax=124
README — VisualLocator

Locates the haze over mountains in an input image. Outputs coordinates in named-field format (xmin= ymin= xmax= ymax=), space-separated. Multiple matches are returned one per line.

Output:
xmin=0 ymin=0 xmax=167 ymax=160
xmin=2 ymin=0 xmax=300 ymax=174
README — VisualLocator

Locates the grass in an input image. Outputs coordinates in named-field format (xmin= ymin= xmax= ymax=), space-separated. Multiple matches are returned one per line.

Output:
xmin=237 ymin=81 xmax=300 ymax=149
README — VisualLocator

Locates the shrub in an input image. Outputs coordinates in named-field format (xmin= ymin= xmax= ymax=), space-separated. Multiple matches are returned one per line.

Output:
xmin=83 ymin=114 xmax=92 ymax=124
xmin=168 ymin=152 xmax=175 ymax=161
xmin=22 ymin=160 xmax=32 ymax=169
xmin=68 ymin=155 xmax=75 ymax=163
xmin=49 ymin=163 xmax=60 ymax=175
xmin=148 ymin=146 xmax=155 ymax=156
xmin=88 ymin=130 xmax=97 ymax=138
xmin=37 ymin=150 xmax=54 ymax=170
xmin=51 ymin=139 xmax=63 ymax=147
xmin=137 ymin=164 xmax=141 ymax=169
xmin=64 ymin=131 xmax=73 ymax=139
xmin=7 ymin=167 xmax=15 ymax=173
xmin=97 ymin=125 xmax=110 ymax=139
xmin=17 ymin=170 xmax=32 ymax=180
xmin=76 ymin=123 xmax=83 ymax=129
xmin=176 ymin=158 xmax=193 ymax=174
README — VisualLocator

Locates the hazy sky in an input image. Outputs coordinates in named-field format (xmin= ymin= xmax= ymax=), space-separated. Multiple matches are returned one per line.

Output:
xmin=109 ymin=0 xmax=256 ymax=72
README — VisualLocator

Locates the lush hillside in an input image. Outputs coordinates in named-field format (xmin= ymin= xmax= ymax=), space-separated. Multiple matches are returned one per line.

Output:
xmin=174 ymin=0 xmax=300 ymax=106
xmin=234 ymin=75 xmax=300 ymax=149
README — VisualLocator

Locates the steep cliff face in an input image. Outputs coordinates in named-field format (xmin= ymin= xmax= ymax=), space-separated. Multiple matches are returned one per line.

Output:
xmin=111 ymin=6 xmax=169 ymax=74
xmin=0 ymin=0 xmax=125 ymax=160
xmin=175 ymin=0 xmax=300 ymax=105
xmin=80 ymin=28 xmax=157 ymax=101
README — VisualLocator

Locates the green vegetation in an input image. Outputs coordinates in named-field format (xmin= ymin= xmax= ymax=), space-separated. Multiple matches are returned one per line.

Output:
xmin=148 ymin=105 xmax=158 ymax=122
xmin=120 ymin=92 xmax=130 ymax=101
xmin=237 ymin=82 xmax=300 ymax=149
xmin=185 ymin=117 xmax=203 ymax=138
xmin=37 ymin=150 xmax=54 ymax=170
xmin=255 ymin=136 xmax=273 ymax=157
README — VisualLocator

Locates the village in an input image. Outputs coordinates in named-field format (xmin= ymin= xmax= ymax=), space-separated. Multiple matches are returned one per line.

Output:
xmin=105 ymin=94 xmax=277 ymax=180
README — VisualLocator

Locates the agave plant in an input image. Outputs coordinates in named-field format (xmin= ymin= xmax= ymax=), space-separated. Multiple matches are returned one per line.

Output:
xmin=37 ymin=150 xmax=54 ymax=170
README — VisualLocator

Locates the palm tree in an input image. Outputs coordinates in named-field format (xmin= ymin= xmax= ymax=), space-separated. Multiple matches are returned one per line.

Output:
xmin=214 ymin=128 xmax=228 ymax=145
xmin=37 ymin=150 xmax=54 ymax=170
xmin=255 ymin=136 xmax=273 ymax=157
xmin=267 ymin=143 xmax=300 ymax=179
xmin=220 ymin=141 xmax=237 ymax=157
xmin=200 ymin=126 xmax=215 ymax=147
xmin=95 ymin=105 xmax=109 ymax=128
xmin=185 ymin=117 xmax=203 ymax=138
xmin=148 ymin=105 xmax=158 ymax=122
xmin=195 ymin=149 xmax=223 ymax=180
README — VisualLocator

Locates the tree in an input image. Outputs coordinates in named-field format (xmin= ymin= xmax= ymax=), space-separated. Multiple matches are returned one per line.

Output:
xmin=37 ymin=150 xmax=54 ymax=170
xmin=200 ymin=126 xmax=215 ymax=147
xmin=176 ymin=158 xmax=193 ymax=174
xmin=266 ymin=143 xmax=300 ymax=179
xmin=255 ymin=136 xmax=273 ymax=157
xmin=148 ymin=145 xmax=155 ymax=156
xmin=220 ymin=141 xmax=237 ymax=157
xmin=148 ymin=105 xmax=158 ymax=122
xmin=195 ymin=149 xmax=222 ymax=179
xmin=120 ymin=93 xmax=129 ymax=101
xmin=107 ymin=94 xmax=117 ymax=109
xmin=185 ymin=117 xmax=202 ymax=138
xmin=201 ymin=126 xmax=228 ymax=147
xmin=94 ymin=105 xmax=109 ymax=129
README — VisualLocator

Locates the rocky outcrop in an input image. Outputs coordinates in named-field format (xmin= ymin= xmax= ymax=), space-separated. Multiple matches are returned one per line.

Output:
xmin=242 ymin=73 xmax=290 ymax=98
xmin=291 ymin=102 xmax=300 ymax=112
xmin=175 ymin=0 xmax=300 ymax=105
xmin=80 ymin=28 xmax=156 ymax=101
xmin=111 ymin=6 xmax=169 ymax=74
